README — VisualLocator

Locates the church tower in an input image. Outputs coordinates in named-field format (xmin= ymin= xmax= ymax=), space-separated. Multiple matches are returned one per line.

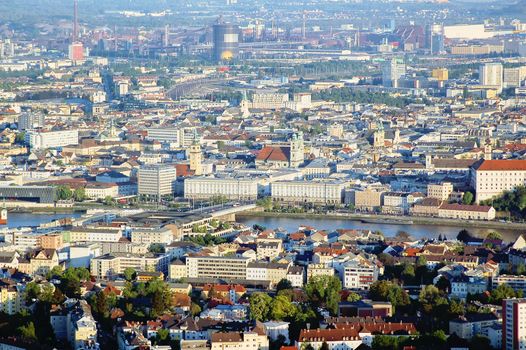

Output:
xmin=240 ymin=90 xmax=250 ymax=117
xmin=373 ymin=124 xmax=385 ymax=148
xmin=484 ymin=143 xmax=492 ymax=160
xmin=289 ymin=131 xmax=304 ymax=168
xmin=189 ymin=141 xmax=203 ymax=175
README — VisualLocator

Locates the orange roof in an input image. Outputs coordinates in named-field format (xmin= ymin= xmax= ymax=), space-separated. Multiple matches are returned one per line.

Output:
xmin=256 ymin=146 xmax=290 ymax=162
xmin=299 ymin=328 xmax=360 ymax=342
xmin=404 ymin=247 xmax=420 ymax=257
xmin=439 ymin=203 xmax=493 ymax=212
xmin=474 ymin=159 xmax=526 ymax=171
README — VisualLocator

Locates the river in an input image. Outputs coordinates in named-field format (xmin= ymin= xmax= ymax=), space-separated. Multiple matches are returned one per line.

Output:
xmin=237 ymin=215 xmax=526 ymax=242
xmin=3 ymin=212 xmax=83 ymax=228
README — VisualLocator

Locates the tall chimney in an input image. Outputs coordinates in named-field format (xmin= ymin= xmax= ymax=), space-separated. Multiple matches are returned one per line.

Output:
xmin=73 ymin=0 xmax=78 ymax=42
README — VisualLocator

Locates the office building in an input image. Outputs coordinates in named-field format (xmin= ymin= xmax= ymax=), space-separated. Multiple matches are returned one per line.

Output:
xmin=382 ymin=58 xmax=406 ymax=87
xmin=18 ymin=113 xmax=45 ymax=131
xmin=184 ymin=176 xmax=258 ymax=201
xmin=130 ymin=228 xmax=173 ymax=245
xmin=138 ymin=164 xmax=177 ymax=199
xmin=90 ymin=252 xmax=170 ymax=279
xmin=503 ymin=66 xmax=526 ymax=88
xmin=271 ymin=180 xmax=346 ymax=204
xmin=502 ymin=298 xmax=526 ymax=350
xmin=25 ymin=129 xmax=79 ymax=150
xmin=479 ymin=63 xmax=503 ymax=89
xmin=186 ymin=256 xmax=249 ymax=280
xmin=213 ymin=22 xmax=239 ymax=62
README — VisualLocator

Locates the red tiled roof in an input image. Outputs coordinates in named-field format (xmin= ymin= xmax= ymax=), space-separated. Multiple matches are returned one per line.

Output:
xmin=299 ymin=328 xmax=360 ymax=342
xmin=439 ymin=203 xmax=493 ymax=213
xmin=256 ymin=146 xmax=290 ymax=162
xmin=473 ymin=159 xmax=526 ymax=171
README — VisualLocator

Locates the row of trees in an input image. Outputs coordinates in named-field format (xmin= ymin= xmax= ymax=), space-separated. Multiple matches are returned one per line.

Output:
xmin=481 ymin=185 xmax=526 ymax=220
xmin=312 ymin=88 xmax=417 ymax=108
xmin=56 ymin=185 xmax=86 ymax=201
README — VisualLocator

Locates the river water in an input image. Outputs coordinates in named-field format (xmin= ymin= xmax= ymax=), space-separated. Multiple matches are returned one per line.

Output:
xmin=237 ymin=215 xmax=526 ymax=242
xmin=4 ymin=212 xmax=83 ymax=228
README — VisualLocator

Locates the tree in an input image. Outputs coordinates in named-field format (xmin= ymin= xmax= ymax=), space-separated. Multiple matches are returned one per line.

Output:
xmin=56 ymin=185 xmax=72 ymax=200
xmin=457 ymin=229 xmax=473 ymax=242
xmin=149 ymin=243 xmax=166 ymax=254
xmin=24 ymin=282 xmax=41 ymax=303
xmin=377 ymin=253 xmax=395 ymax=266
xmin=469 ymin=335 xmax=491 ymax=350
xmin=401 ymin=264 xmax=415 ymax=283
xmin=15 ymin=131 xmax=26 ymax=144
xmin=249 ymin=292 xmax=272 ymax=321
xmin=156 ymin=328 xmax=170 ymax=344
xmin=95 ymin=291 xmax=109 ymax=318
xmin=371 ymin=335 xmax=399 ymax=350
xmin=435 ymin=276 xmax=451 ymax=293
xmin=516 ymin=263 xmax=526 ymax=276
xmin=490 ymin=283 xmax=518 ymax=304
xmin=276 ymin=279 xmax=293 ymax=292
xmin=18 ymin=322 xmax=37 ymax=341
xmin=124 ymin=267 xmax=136 ymax=281
xmin=103 ymin=196 xmax=115 ymax=206
xmin=416 ymin=256 xmax=427 ymax=267
xmin=152 ymin=290 xmax=166 ymax=317
xmin=486 ymin=231 xmax=502 ymax=241
xmin=448 ymin=299 xmax=465 ymax=317
xmin=369 ymin=280 xmax=410 ymax=312
xmin=190 ymin=302 xmax=201 ymax=316
xmin=269 ymin=295 xmax=297 ymax=321
xmin=346 ymin=292 xmax=361 ymax=302
xmin=419 ymin=285 xmax=447 ymax=314
xmin=73 ymin=187 xmax=86 ymax=202
xmin=462 ymin=191 xmax=474 ymax=205
xmin=304 ymin=275 xmax=342 ymax=316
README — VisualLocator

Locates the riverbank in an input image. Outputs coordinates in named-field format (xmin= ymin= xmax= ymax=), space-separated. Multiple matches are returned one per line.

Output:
xmin=237 ymin=210 xmax=526 ymax=231
xmin=9 ymin=207 xmax=84 ymax=214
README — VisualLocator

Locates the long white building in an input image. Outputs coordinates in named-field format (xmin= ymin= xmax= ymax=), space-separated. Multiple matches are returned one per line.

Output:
xmin=271 ymin=180 xmax=347 ymax=204
xmin=470 ymin=159 xmax=526 ymax=203
xmin=26 ymin=129 xmax=79 ymax=150
xmin=184 ymin=176 xmax=259 ymax=201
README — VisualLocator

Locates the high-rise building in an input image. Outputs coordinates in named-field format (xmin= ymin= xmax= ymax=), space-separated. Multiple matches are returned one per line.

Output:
xmin=502 ymin=298 xmax=526 ymax=350
xmin=138 ymin=164 xmax=177 ymax=199
xmin=18 ymin=113 xmax=45 ymax=131
xmin=382 ymin=58 xmax=406 ymax=87
xmin=479 ymin=63 xmax=503 ymax=89
xmin=503 ymin=66 xmax=526 ymax=88
xmin=213 ymin=21 xmax=239 ymax=62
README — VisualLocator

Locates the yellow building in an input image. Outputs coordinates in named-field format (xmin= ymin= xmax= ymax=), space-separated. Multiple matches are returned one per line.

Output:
xmin=0 ymin=279 xmax=24 ymax=315
xmin=432 ymin=68 xmax=449 ymax=81
xmin=19 ymin=249 xmax=61 ymax=276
